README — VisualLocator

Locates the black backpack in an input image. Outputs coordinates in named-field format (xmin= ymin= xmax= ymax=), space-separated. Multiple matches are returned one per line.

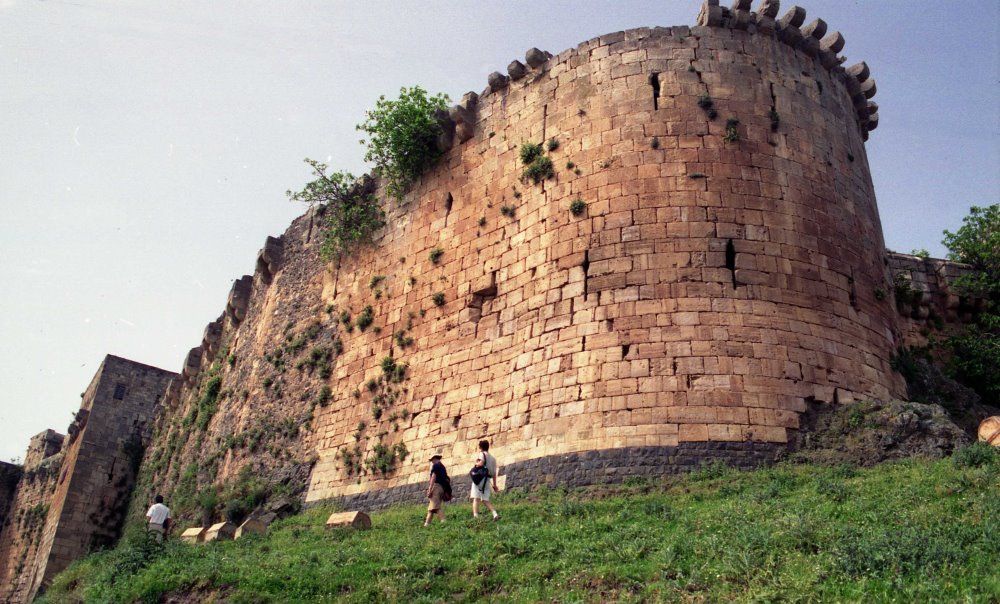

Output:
xmin=470 ymin=454 xmax=491 ymax=490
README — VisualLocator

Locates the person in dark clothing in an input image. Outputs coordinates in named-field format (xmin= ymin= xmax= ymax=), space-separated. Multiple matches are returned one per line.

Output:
xmin=424 ymin=453 xmax=451 ymax=526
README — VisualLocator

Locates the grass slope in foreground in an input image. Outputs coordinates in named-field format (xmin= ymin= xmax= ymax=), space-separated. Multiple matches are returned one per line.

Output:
xmin=41 ymin=444 xmax=999 ymax=603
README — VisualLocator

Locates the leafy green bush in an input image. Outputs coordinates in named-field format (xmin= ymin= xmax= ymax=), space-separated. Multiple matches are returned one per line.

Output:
xmin=942 ymin=204 xmax=1000 ymax=404
xmin=943 ymin=204 xmax=999 ymax=298
xmin=98 ymin=527 xmax=163 ymax=585
xmin=364 ymin=441 xmax=409 ymax=476
xmin=316 ymin=385 xmax=332 ymax=408
xmin=287 ymin=160 xmax=385 ymax=260
xmin=357 ymin=86 xmax=450 ymax=200
xmin=952 ymin=441 xmax=998 ymax=469
xmin=947 ymin=315 xmax=1000 ymax=405
xmin=522 ymin=155 xmax=554 ymax=183
xmin=519 ymin=142 xmax=543 ymax=164
xmin=355 ymin=305 xmax=374 ymax=331
xmin=196 ymin=487 xmax=220 ymax=522
xmin=195 ymin=375 xmax=223 ymax=431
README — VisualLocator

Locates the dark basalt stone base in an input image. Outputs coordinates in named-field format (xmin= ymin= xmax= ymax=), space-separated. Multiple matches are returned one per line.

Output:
xmin=318 ymin=441 xmax=785 ymax=513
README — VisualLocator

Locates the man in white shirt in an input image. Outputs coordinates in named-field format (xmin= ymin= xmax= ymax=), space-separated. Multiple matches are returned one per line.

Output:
xmin=145 ymin=494 xmax=171 ymax=542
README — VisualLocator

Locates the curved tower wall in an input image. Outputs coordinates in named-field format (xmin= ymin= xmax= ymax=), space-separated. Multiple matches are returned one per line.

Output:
xmin=306 ymin=15 xmax=903 ymax=502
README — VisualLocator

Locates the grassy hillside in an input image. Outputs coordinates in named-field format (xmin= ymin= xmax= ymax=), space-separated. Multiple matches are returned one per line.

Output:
xmin=40 ymin=444 xmax=998 ymax=603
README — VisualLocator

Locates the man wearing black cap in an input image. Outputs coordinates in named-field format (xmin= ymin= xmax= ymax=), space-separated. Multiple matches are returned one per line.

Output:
xmin=424 ymin=453 xmax=451 ymax=526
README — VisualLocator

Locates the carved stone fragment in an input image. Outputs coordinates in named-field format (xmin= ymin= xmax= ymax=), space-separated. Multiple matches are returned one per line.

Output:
xmin=204 ymin=521 xmax=237 ymax=542
xmin=697 ymin=0 xmax=723 ymax=27
xmin=507 ymin=60 xmax=527 ymax=81
xmin=325 ymin=511 xmax=372 ymax=530
xmin=202 ymin=320 xmax=222 ymax=356
xmin=487 ymin=71 xmax=509 ymax=93
xmin=180 ymin=527 xmax=206 ymax=544
xmin=235 ymin=518 xmax=268 ymax=539
xmin=525 ymin=47 xmax=547 ymax=68
xmin=860 ymin=78 xmax=877 ymax=99
xmin=182 ymin=346 xmax=203 ymax=383
xmin=460 ymin=91 xmax=479 ymax=112
xmin=449 ymin=104 xmax=476 ymax=143
xmin=777 ymin=5 xmax=806 ymax=28
xmin=820 ymin=31 xmax=845 ymax=54
xmin=846 ymin=61 xmax=870 ymax=82
xmin=226 ymin=275 xmax=253 ymax=323
xmin=800 ymin=17 xmax=826 ymax=39
xmin=757 ymin=0 xmax=780 ymax=18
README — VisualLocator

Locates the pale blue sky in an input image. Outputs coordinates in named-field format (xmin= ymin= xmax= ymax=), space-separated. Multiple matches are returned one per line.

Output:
xmin=1 ymin=0 xmax=997 ymax=462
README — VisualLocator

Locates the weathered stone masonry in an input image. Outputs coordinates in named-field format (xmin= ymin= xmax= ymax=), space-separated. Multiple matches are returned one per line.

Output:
xmin=0 ymin=356 xmax=175 ymax=603
xmin=306 ymin=0 xmax=898 ymax=503
xmin=143 ymin=0 xmax=914 ymax=517
xmin=3 ymin=2 xmax=979 ymax=597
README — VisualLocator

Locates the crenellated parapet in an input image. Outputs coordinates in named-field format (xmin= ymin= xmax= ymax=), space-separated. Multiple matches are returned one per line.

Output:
xmin=226 ymin=275 xmax=254 ymax=323
xmin=255 ymin=235 xmax=284 ymax=283
xmin=424 ymin=46 xmax=555 ymax=155
xmin=887 ymin=252 xmax=989 ymax=348
xmin=23 ymin=429 xmax=64 ymax=470
xmin=697 ymin=0 xmax=878 ymax=138
xmin=182 ymin=345 xmax=204 ymax=385
xmin=202 ymin=316 xmax=224 ymax=358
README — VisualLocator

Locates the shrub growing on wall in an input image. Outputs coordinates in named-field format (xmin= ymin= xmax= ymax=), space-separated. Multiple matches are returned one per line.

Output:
xmin=287 ymin=160 xmax=385 ymax=261
xmin=942 ymin=204 xmax=1000 ymax=405
xmin=943 ymin=204 xmax=999 ymax=299
xmin=357 ymin=86 xmax=450 ymax=200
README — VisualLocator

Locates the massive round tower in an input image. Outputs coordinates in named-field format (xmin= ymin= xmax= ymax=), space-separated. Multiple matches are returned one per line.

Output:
xmin=134 ymin=1 xmax=896 ymax=508
xmin=303 ymin=0 xmax=898 ymax=505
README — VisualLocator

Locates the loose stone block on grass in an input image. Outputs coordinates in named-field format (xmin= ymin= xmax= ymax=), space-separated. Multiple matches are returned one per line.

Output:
xmin=325 ymin=511 xmax=371 ymax=530
xmin=235 ymin=518 xmax=268 ymax=539
xmin=204 ymin=522 xmax=237 ymax=542
xmin=180 ymin=527 xmax=206 ymax=544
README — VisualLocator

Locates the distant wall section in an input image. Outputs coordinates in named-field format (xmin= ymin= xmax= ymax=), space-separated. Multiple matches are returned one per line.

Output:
xmin=0 ymin=356 xmax=175 ymax=604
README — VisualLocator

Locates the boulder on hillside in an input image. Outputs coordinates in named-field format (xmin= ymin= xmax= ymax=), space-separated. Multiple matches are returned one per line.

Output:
xmin=789 ymin=398 xmax=971 ymax=467
xmin=900 ymin=357 xmax=999 ymax=437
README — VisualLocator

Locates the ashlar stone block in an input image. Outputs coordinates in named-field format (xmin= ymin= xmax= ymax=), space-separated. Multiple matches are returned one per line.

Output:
xmin=325 ymin=511 xmax=372 ymax=530
xmin=204 ymin=522 xmax=237 ymax=542
xmin=180 ymin=527 xmax=206 ymax=544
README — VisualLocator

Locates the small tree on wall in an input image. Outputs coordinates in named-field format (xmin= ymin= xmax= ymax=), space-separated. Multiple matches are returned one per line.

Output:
xmin=942 ymin=204 xmax=1000 ymax=406
xmin=287 ymin=159 xmax=385 ymax=261
xmin=943 ymin=204 xmax=1000 ymax=299
xmin=356 ymin=86 xmax=450 ymax=200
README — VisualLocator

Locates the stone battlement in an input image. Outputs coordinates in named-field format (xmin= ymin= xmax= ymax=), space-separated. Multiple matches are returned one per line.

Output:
xmin=696 ymin=0 xmax=878 ymax=137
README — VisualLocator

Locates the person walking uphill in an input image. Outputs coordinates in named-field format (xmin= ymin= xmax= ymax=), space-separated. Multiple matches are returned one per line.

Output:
xmin=470 ymin=440 xmax=500 ymax=520
xmin=145 ymin=494 xmax=171 ymax=542
xmin=424 ymin=453 xmax=452 ymax=526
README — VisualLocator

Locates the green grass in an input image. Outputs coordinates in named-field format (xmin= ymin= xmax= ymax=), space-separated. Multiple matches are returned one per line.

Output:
xmin=40 ymin=447 xmax=999 ymax=603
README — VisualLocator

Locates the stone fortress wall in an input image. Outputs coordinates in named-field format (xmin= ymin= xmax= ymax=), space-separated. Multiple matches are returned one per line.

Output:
xmin=144 ymin=0 xmax=906 ymax=513
xmin=305 ymin=0 xmax=898 ymax=504
xmin=0 ymin=2 xmax=985 ymax=599
xmin=0 ymin=357 xmax=175 ymax=603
